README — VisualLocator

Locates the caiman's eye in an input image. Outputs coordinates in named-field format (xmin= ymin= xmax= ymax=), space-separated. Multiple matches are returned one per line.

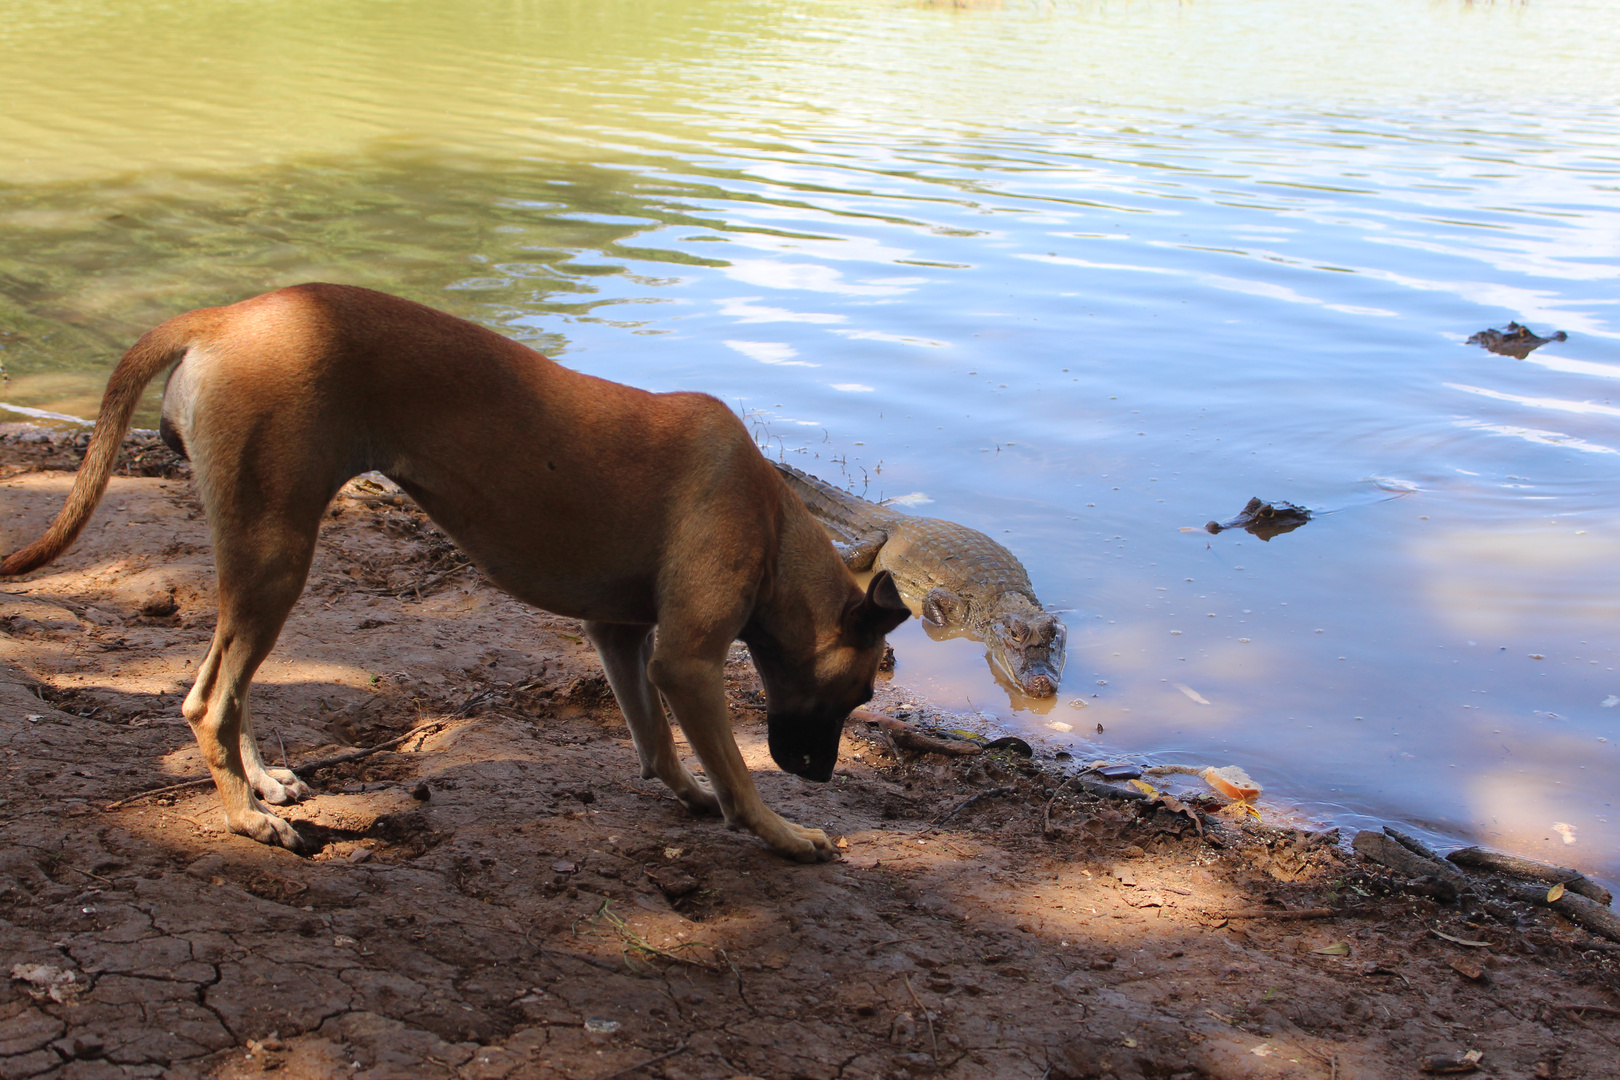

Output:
xmin=1010 ymin=623 xmax=1028 ymax=642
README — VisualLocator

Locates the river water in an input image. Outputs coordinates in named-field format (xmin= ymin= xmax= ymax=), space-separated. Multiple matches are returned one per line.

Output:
xmin=4 ymin=0 xmax=1619 ymax=884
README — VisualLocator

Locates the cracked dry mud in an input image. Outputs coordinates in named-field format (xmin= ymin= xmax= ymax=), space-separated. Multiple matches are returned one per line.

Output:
xmin=2 ymin=430 xmax=1618 ymax=1080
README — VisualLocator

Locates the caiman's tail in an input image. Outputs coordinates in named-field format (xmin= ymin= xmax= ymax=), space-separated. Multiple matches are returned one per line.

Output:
xmin=2 ymin=313 xmax=207 ymax=576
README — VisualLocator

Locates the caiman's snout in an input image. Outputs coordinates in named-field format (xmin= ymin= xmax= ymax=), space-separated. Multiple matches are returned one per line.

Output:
xmin=1022 ymin=673 xmax=1056 ymax=698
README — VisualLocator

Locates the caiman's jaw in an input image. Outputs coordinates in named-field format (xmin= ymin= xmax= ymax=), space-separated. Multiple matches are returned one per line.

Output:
xmin=1020 ymin=667 xmax=1058 ymax=698
xmin=988 ymin=614 xmax=1067 ymax=699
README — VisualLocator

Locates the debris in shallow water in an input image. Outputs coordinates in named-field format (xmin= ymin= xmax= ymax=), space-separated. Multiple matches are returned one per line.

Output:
xmin=1174 ymin=682 xmax=1211 ymax=705
xmin=1445 ymin=846 xmax=1612 ymax=905
xmin=1199 ymin=764 xmax=1261 ymax=802
xmin=1553 ymin=822 xmax=1577 ymax=845
xmin=1468 ymin=321 xmax=1566 ymax=359
xmin=983 ymin=736 xmax=1033 ymax=758
xmin=1371 ymin=476 xmax=1419 ymax=494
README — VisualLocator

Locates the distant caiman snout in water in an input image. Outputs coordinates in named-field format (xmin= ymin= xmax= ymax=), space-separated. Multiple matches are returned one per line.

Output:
xmin=773 ymin=462 xmax=1067 ymax=698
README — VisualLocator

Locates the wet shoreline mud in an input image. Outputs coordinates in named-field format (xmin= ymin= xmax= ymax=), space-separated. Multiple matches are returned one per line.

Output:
xmin=2 ymin=428 xmax=1618 ymax=1079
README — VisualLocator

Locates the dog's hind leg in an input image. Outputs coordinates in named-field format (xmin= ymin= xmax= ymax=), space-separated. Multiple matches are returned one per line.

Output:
xmin=238 ymin=692 xmax=312 ymax=806
xmin=583 ymin=621 xmax=720 ymax=816
xmin=182 ymin=511 xmax=322 ymax=851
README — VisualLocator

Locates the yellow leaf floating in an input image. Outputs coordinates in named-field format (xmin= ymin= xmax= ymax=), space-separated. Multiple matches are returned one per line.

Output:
xmin=1229 ymin=799 xmax=1262 ymax=822
xmin=1547 ymin=882 xmax=1566 ymax=903
xmin=1129 ymin=779 xmax=1159 ymax=797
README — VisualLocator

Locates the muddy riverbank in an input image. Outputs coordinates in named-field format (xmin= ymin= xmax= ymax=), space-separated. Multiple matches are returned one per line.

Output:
xmin=2 ymin=430 xmax=1618 ymax=1080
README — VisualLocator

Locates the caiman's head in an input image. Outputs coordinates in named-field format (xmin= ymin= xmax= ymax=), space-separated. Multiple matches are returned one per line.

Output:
xmin=986 ymin=610 xmax=1067 ymax=698
xmin=752 ymin=571 xmax=911 ymax=782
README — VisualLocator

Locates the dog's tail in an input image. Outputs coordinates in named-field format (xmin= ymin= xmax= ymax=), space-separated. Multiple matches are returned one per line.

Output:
xmin=1 ymin=314 xmax=204 ymax=576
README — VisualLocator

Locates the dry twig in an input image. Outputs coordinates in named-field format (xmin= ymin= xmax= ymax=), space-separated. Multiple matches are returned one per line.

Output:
xmin=903 ymin=974 xmax=940 ymax=1067
xmin=580 ymin=899 xmax=727 ymax=974
xmin=1210 ymin=907 xmax=1337 ymax=921
xmin=103 ymin=718 xmax=450 ymax=809
xmin=930 ymin=786 xmax=1012 ymax=831
xmin=1561 ymin=1006 xmax=1620 ymax=1050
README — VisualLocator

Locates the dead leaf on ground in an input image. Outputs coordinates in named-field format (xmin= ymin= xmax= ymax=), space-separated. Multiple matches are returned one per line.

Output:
xmin=1419 ymin=1049 xmax=1483 ymax=1074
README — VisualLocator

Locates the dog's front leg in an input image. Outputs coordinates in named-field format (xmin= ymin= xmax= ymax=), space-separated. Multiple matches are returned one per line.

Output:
xmin=583 ymin=621 xmax=719 ymax=816
xmin=647 ymin=652 xmax=836 ymax=863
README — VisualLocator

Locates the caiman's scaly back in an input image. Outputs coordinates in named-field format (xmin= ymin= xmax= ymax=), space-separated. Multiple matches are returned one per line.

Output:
xmin=773 ymin=461 xmax=1066 ymax=699
xmin=769 ymin=462 xmax=901 ymax=546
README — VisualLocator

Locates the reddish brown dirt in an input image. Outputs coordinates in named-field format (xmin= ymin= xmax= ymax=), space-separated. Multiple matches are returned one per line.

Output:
xmin=2 ymin=429 xmax=1618 ymax=1080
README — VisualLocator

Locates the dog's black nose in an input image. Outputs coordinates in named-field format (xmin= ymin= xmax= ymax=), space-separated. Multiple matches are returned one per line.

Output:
xmin=767 ymin=714 xmax=841 ymax=782
xmin=793 ymin=755 xmax=836 ymax=783
xmin=775 ymin=748 xmax=835 ymax=783
xmin=768 ymin=735 xmax=837 ymax=782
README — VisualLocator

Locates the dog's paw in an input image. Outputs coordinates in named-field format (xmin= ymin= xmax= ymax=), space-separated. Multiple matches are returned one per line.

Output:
xmin=228 ymin=809 xmax=309 ymax=854
xmin=761 ymin=819 xmax=838 ymax=864
xmin=675 ymin=776 xmax=721 ymax=816
xmin=792 ymin=826 xmax=839 ymax=864
xmin=253 ymin=767 xmax=312 ymax=805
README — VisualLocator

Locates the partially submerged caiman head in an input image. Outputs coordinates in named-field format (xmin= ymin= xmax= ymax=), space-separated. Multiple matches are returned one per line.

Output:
xmin=1206 ymin=496 xmax=1311 ymax=542
xmin=986 ymin=607 xmax=1067 ymax=698
xmin=1468 ymin=321 xmax=1567 ymax=360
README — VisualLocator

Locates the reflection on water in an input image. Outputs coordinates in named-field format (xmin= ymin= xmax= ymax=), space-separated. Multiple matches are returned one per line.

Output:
xmin=4 ymin=0 xmax=1620 ymax=884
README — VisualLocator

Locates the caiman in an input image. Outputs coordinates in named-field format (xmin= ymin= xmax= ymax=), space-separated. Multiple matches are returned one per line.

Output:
xmin=1205 ymin=496 xmax=1311 ymax=542
xmin=1468 ymin=321 xmax=1567 ymax=360
xmin=773 ymin=462 xmax=1066 ymax=698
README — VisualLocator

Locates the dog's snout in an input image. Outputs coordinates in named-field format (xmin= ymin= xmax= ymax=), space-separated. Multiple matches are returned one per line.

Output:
xmin=791 ymin=757 xmax=836 ymax=783
xmin=767 ymin=716 xmax=841 ymax=783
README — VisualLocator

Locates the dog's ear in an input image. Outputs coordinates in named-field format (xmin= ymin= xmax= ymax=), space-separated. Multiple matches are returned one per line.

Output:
xmin=845 ymin=569 xmax=910 ymax=645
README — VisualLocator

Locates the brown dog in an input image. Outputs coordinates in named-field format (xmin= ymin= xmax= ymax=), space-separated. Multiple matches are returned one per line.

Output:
xmin=2 ymin=284 xmax=909 ymax=862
